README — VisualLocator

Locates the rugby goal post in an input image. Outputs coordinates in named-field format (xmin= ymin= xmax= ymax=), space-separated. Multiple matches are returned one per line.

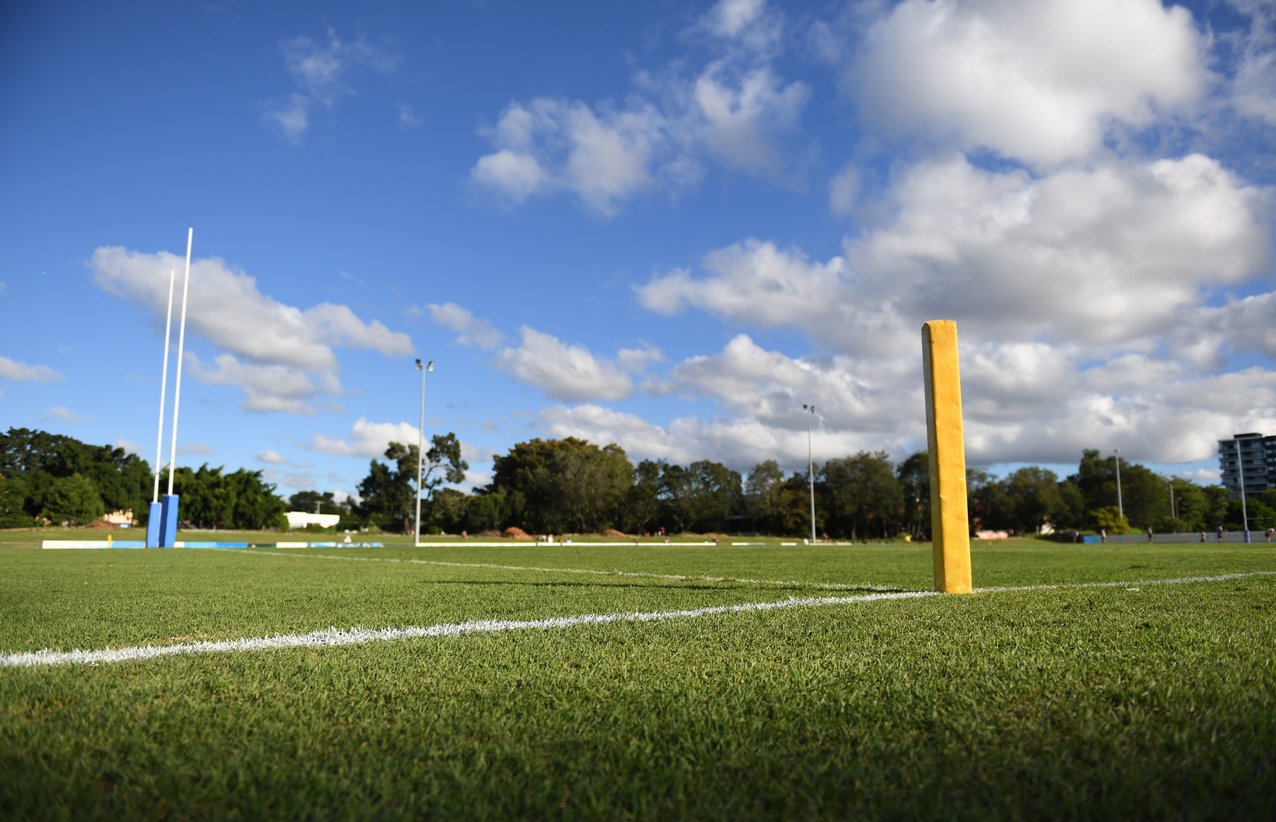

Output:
xmin=922 ymin=320 xmax=973 ymax=594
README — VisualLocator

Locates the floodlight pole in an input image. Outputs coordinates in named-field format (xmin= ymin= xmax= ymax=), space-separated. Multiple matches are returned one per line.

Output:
xmin=1113 ymin=448 xmax=1123 ymax=520
xmin=414 ymin=359 xmax=433 ymax=547
xmin=803 ymin=404 xmax=816 ymax=544
xmin=1237 ymin=441 xmax=1250 ymax=542
xmin=1168 ymin=479 xmax=1175 ymax=521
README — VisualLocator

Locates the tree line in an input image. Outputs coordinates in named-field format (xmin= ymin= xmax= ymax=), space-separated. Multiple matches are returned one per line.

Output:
xmin=0 ymin=428 xmax=285 ymax=530
xmin=356 ymin=436 xmax=1271 ymax=538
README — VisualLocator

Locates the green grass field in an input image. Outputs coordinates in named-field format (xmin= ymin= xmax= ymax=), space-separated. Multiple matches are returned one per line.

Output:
xmin=2 ymin=534 xmax=1274 ymax=820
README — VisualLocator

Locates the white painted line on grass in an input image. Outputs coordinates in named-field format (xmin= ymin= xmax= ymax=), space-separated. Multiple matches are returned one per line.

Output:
xmin=4 ymin=571 xmax=1274 ymax=669
xmin=219 ymin=548 xmax=899 ymax=593
xmin=1 ymin=590 xmax=936 ymax=668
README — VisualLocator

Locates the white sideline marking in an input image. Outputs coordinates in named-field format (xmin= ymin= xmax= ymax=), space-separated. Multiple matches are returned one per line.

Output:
xmin=3 ymin=571 xmax=1273 ymax=669
xmin=219 ymin=548 xmax=898 ymax=593
xmin=1 ymin=590 xmax=936 ymax=668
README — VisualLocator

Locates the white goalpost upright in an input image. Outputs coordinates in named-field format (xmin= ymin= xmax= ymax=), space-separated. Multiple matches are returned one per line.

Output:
xmin=158 ymin=228 xmax=193 ymax=547
xmin=146 ymin=269 xmax=177 ymax=547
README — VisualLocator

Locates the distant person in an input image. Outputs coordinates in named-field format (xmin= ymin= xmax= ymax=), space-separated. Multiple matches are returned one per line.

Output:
xmin=1200 ymin=531 xmax=1207 ymax=543
xmin=1147 ymin=526 xmax=1154 ymax=543
xmin=461 ymin=530 xmax=467 ymax=538
xmin=1100 ymin=528 xmax=1106 ymax=544
xmin=1218 ymin=525 xmax=1225 ymax=543
xmin=1266 ymin=527 xmax=1274 ymax=544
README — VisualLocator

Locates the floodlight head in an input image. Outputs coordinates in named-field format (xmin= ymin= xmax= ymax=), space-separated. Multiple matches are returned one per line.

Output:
xmin=415 ymin=359 xmax=422 ymax=370
xmin=427 ymin=361 xmax=434 ymax=372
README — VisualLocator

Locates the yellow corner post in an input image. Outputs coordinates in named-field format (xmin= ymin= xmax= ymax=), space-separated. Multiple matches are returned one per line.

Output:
xmin=922 ymin=320 xmax=972 ymax=594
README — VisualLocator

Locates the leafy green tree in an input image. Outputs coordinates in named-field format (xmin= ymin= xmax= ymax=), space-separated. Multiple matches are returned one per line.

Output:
xmin=170 ymin=465 xmax=285 ymax=529
xmin=744 ymin=460 xmax=787 ymax=534
xmin=287 ymin=490 xmax=349 ymax=516
xmin=462 ymin=491 xmax=508 ymax=534
xmin=821 ymin=451 xmax=901 ymax=540
xmin=0 ymin=474 xmax=28 ymax=528
xmin=40 ymin=473 xmax=104 ymax=526
xmin=430 ymin=488 xmax=470 ymax=534
xmin=488 ymin=438 xmax=631 ymax=533
xmin=661 ymin=460 xmax=740 ymax=533
xmin=623 ymin=459 xmax=665 ymax=535
xmin=0 ymin=427 xmax=149 ymax=522
xmin=357 ymin=434 xmax=468 ymax=533
xmin=1092 ymin=506 xmax=1130 ymax=534
xmin=1003 ymin=466 xmax=1065 ymax=534
xmin=896 ymin=452 xmax=929 ymax=539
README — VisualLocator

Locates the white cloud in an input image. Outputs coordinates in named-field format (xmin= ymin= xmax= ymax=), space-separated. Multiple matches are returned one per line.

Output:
xmin=427 ymin=302 xmax=505 ymax=351
xmin=399 ymin=103 xmax=423 ymax=128
xmin=641 ymin=153 xmax=1270 ymax=357
xmin=629 ymin=145 xmax=1275 ymax=467
xmin=41 ymin=407 xmax=92 ymax=424
xmin=471 ymin=0 xmax=810 ymax=215
xmin=177 ymin=442 xmax=214 ymax=455
xmin=846 ymin=0 xmax=1210 ymax=165
xmin=1229 ymin=1 xmax=1276 ymax=125
xmin=0 ymin=356 xmax=63 ymax=383
xmin=186 ymin=353 xmax=340 ymax=416
xmin=309 ymin=417 xmax=420 ymax=458
xmin=264 ymin=94 xmax=311 ymax=145
xmin=257 ymin=449 xmax=290 ymax=465
xmin=493 ymin=327 xmax=633 ymax=401
xmin=90 ymin=247 xmax=413 ymax=414
xmin=265 ymin=29 xmax=400 ymax=144
xmin=112 ymin=439 xmax=142 ymax=454
xmin=617 ymin=343 xmax=667 ymax=373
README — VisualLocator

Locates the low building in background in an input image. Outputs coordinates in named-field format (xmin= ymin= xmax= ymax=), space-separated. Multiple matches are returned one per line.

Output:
xmin=1218 ymin=433 xmax=1274 ymax=500
xmin=285 ymin=512 xmax=341 ymax=530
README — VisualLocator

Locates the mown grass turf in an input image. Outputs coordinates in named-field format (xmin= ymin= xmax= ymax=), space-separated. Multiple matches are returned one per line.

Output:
xmin=1 ymin=541 xmax=1273 ymax=819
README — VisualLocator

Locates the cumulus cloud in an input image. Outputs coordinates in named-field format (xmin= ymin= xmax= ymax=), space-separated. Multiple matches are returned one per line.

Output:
xmin=617 ymin=343 xmax=667 ymax=373
xmin=493 ymin=327 xmax=633 ymax=402
xmin=309 ymin=417 xmax=421 ymax=458
xmin=257 ymin=449 xmax=290 ymax=465
xmin=640 ymin=154 xmax=1270 ymax=356
xmin=427 ymin=302 xmax=505 ymax=350
xmin=845 ymin=0 xmax=1209 ymax=166
xmin=1229 ymin=1 xmax=1276 ymax=125
xmin=112 ymin=439 xmax=142 ymax=454
xmin=177 ymin=442 xmax=214 ymax=455
xmin=41 ymin=407 xmax=92 ymax=424
xmin=627 ymin=146 xmax=1275 ymax=467
xmin=265 ymin=29 xmax=400 ymax=144
xmin=471 ymin=0 xmax=810 ymax=214
xmin=90 ymin=247 xmax=413 ymax=414
xmin=0 ymin=356 xmax=63 ymax=383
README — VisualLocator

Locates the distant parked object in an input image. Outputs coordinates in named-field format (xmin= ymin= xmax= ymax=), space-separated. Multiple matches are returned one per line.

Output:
xmin=285 ymin=512 xmax=340 ymax=529
xmin=975 ymin=530 xmax=1009 ymax=540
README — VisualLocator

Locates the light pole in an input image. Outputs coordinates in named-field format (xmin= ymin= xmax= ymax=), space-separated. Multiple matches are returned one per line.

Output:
xmin=803 ymin=404 xmax=816 ymax=544
xmin=1113 ymin=448 xmax=1123 ymax=521
xmin=1237 ymin=440 xmax=1250 ymax=543
xmin=414 ymin=359 xmax=433 ymax=547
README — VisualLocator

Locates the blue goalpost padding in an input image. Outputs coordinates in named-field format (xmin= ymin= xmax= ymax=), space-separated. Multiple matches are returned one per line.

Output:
xmin=146 ymin=501 xmax=163 ymax=547
xmin=159 ymin=495 xmax=179 ymax=547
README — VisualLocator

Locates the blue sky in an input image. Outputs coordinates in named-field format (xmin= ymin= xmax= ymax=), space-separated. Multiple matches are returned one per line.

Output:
xmin=2 ymin=0 xmax=1274 ymax=504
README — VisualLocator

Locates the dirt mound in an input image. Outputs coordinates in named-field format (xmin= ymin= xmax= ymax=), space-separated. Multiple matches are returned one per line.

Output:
xmin=85 ymin=520 xmax=117 ymax=530
xmin=502 ymin=527 xmax=534 ymax=540
xmin=602 ymin=529 xmax=626 ymax=538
